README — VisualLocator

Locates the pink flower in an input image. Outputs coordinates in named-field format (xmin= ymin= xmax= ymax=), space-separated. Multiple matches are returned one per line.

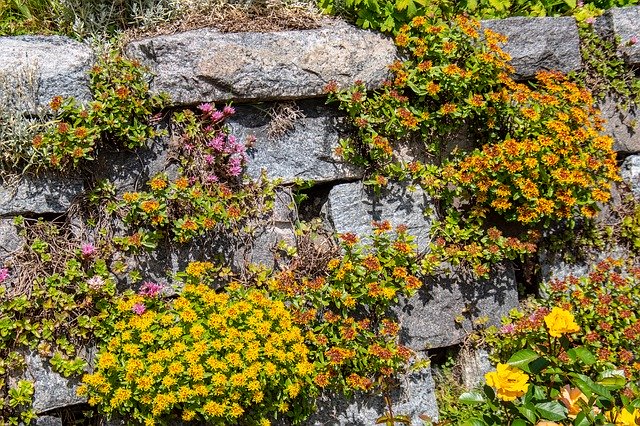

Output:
xmin=132 ymin=303 xmax=146 ymax=315
xmin=139 ymin=281 xmax=163 ymax=297
xmin=228 ymin=155 xmax=244 ymax=177
xmin=0 ymin=268 xmax=9 ymax=283
xmin=206 ymin=174 xmax=219 ymax=183
xmin=204 ymin=154 xmax=215 ymax=165
xmin=198 ymin=103 xmax=213 ymax=114
xmin=211 ymin=110 xmax=225 ymax=122
xmin=208 ymin=135 xmax=225 ymax=151
xmin=585 ymin=17 xmax=595 ymax=25
xmin=223 ymin=105 xmax=235 ymax=116
xmin=81 ymin=243 xmax=96 ymax=257
xmin=630 ymin=35 xmax=638 ymax=45
xmin=500 ymin=324 xmax=516 ymax=334
xmin=87 ymin=276 xmax=105 ymax=290
xmin=577 ymin=0 xmax=584 ymax=6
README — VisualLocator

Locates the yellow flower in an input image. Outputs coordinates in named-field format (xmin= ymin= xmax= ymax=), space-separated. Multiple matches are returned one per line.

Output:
xmin=558 ymin=384 xmax=589 ymax=419
xmin=607 ymin=407 xmax=640 ymax=425
xmin=544 ymin=307 xmax=580 ymax=337
xmin=484 ymin=363 xmax=529 ymax=401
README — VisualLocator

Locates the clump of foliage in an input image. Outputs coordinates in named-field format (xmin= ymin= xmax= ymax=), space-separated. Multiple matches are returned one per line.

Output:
xmin=81 ymin=222 xmax=425 ymax=424
xmin=456 ymin=259 xmax=640 ymax=425
xmin=574 ymin=14 xmax=640 ymax=108
xmin=115 ymin=103 xmax=276 ymax=246
xmin=31 ymin=51 xmax=168 ymax=171
xmin=0 ymin=218 xmax=117 ymax=424
xmin=317 ymin=0 xmax=639 ymax=34
xmin=81 ymin=273 xmax=315 ymax=425
xmin=328 ymin=14 xmax=619 ymax=276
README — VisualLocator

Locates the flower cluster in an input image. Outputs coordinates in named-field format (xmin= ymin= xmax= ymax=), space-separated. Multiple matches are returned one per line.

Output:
xmin=269 ymin=222 xmax=422 ymax=395
xmin=82 ymin=270 xmax=315 ymax=425
xmin=118 ymin=104 xmax=275 ymax=244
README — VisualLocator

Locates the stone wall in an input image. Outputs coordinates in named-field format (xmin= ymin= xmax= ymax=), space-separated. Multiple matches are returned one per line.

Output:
xmin=2 ymin=7 xmax=640 ymax=425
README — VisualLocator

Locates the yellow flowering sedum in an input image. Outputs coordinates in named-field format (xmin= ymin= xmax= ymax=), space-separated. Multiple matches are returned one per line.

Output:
xmin=544 ymin=307 xmax=580 ymax=337
xmin=484 ymin=363 xmax=529 ymax=401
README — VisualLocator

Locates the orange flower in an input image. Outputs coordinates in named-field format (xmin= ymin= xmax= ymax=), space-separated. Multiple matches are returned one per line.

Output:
xmin=558 ymin=385 xmax=588 ymax=418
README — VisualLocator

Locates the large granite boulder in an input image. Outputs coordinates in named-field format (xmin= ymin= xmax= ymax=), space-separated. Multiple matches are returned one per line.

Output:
xmin=482 ymin=16 xmax=582 ymax=80
xmin=607 ymin=6 xmax=640 ymax=66
xmin=308 ymin=364 xmax=438 ymax=425
xmin=125 ymin=21 xmax=397 ymax=104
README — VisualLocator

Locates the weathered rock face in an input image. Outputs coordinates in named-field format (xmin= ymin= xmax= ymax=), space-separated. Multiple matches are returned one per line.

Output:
xmin=0 ymin=219 xmax=22 ymax=262
xmin=229 ymin=101 xmax=362 ymax=184
xmin=482 ymin=16 xmax=582 ymax=80
xmin=323 ymin=181 xmax=433 ymax=250
xmin=0 ymin=37 xmax=93 ymax=114
xmin=0 ymin=175 xmax=84 ymax=216
xmin=621 ymin=154 xmax=640 ymax=197
xmin=599 ymin=95 xmax=640 ymax=154
xmin=125 ymin=22 xmax=397 ymax=104
xmin=607 ymin=6 xmax=640 ymax=66
xmin=308 ymin=365 xmax=438 ymax=425
xmin=459 ymin=347 xmax=493 ymax=390
xmin=16 ymin=353 xmax=88 ymax=414
xmin=397 ymin=264 xmax=518 ymax=350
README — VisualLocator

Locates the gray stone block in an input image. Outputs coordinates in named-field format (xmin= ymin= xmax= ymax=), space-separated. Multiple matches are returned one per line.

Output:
xmin=599 ymin=95 xmax=640 ymax=154
xmin=308 ymin=364 xmax=438 ymax=425
xmin=621 ymin=154 xmax=640 ymax=198
xmin=0 ymin=218 xmax=23 ymax=262
xmin=0 ymin=36 xmax=93 ymax=114
xmin=482 ymin=16 xmax=582 ymax=80
xmin=125 ymin=22 xmax=397 ymax=103
xmin=0 ymin=175 xmax=83 ymax=216
xmin=324 ymin=181 xmax=433 ymax=251
xmin=230 ymin=101 xmax=362 ymax=184
xmin=19 ymin=353 xmax=87 ymax=414
xmin=459 ymin=347 xmax=493 ymax=390
xmin=396 ymin=264 xmax=518 ymax=350
xmin=608 ymin=6 xmax=640 ymax=66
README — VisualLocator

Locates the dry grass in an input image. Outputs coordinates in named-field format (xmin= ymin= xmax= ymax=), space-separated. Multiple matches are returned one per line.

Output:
xmin=267 ymin=101 xmax=306 ymax=140
xmin=124 ymin=0 xmax=328 ymax=41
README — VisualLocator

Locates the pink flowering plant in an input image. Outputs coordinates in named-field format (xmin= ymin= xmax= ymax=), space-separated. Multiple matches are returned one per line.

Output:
xmin=118 ymin=103 xmax=276 ymax=244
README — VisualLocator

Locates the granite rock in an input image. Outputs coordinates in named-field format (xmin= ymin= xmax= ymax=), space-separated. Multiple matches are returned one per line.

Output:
xmin=324 ymin=181 xmax=433 ymax=250
xmin=459 ymin=347 xmax=493 ymax=390
xmin=125 ymin=22 xmax=396 ymax=103
xmin=482 ymin=16 xmax=582 ymax=80
xmin=0 ymin=36 xmax=93 ymax=114
xmin=19 ymin=352 xmax=87 ymax=413
xmin=621 ymin=154 xmax=640 ymax=197
xmin=397 ymin=264 xmax=518 ymax=350
xmin=607 ymin=6 xmax=640 ymax=66
xmin=0 ymin=175 xmax=83 ymax=216
xmin=599 ymin=95 xmax=640 ymax=154
xmin=0 ymin=219 xmax=23 ymax=262
xmin=35 ymin=416 xmax=63 ymax=426
xmin=229 ymin=101 xmax=362 ymax=184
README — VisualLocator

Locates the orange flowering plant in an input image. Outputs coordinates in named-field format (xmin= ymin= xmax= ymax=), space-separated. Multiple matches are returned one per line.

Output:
xmin=458 ymin=259 xmax=640 ymax=425
xmin=328 ymin=15 xmax=619 ymax=277
xmin=268 ymin=221 xmax=423 ymax=396
xmin=33 ymin=52 xmax=168 ymax=170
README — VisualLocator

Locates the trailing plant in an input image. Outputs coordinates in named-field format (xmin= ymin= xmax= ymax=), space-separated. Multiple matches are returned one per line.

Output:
xmin=328 ymin=14 xmax=619 ymax=276
xmin=116 ymin=103 xmax=276 ymax=246
xmin=31 ymin=51 xmax=168 ymax=171
xmin=0 ymin=217 xmax=117 ymax=423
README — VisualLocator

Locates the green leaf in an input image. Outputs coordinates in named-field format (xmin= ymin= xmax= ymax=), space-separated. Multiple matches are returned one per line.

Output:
xmin=570 ymin=347 xmax=596 ymax=365
xmin=597 ymin=370 xmax=626 ymax=390
xmin=507 ymin=349 xmax=540 ymax=372
xmin=517 ymin=405 xmax=537 ymax=423
xmin=564 ymin=0 xmax=576 ymax=8
xmin=535 ymin=401 xmax=567 ymax=421
xmin=459 ymin=391 xmax=486 ymax=404
xmin=512 ymin=420 xmax=528 ymax=426
xmin=461 ymin=419 xmax=488 ymax=426
xmin=573 ymin=412 xmax=590 ymax=426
